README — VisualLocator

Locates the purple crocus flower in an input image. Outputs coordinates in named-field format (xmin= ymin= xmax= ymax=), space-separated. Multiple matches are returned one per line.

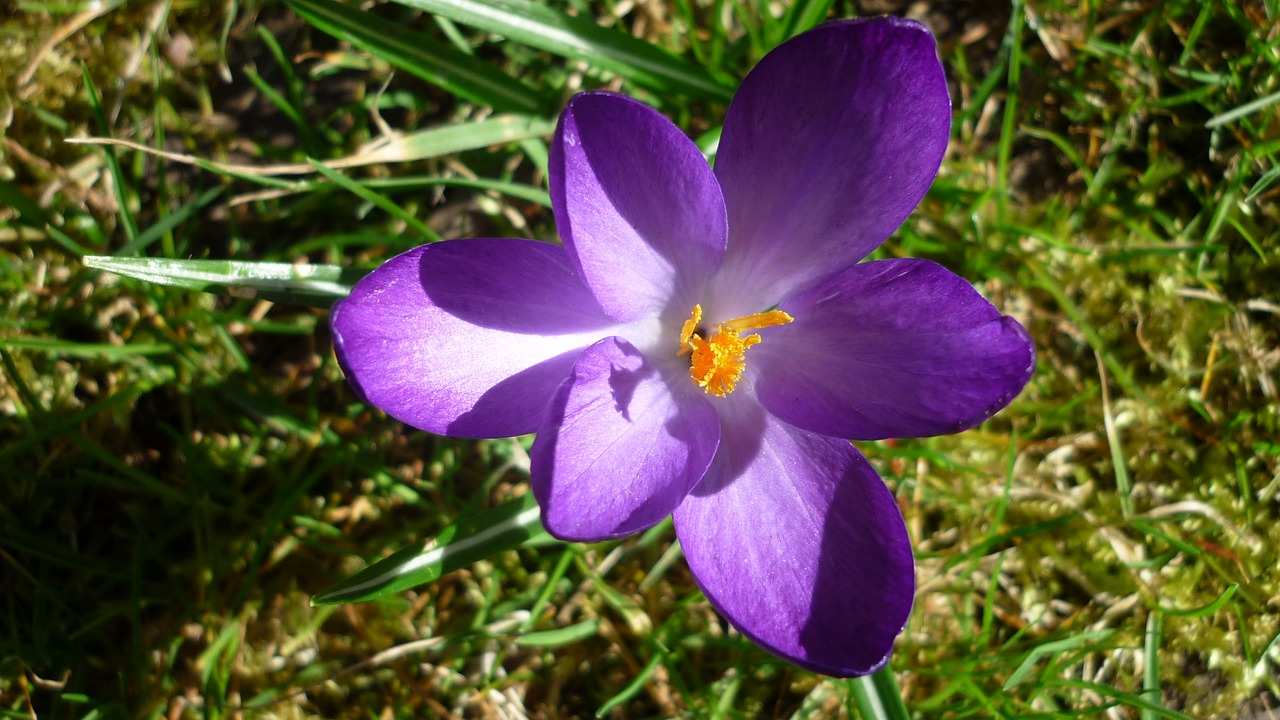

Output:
xmin=331 ymin=17 xmax=1034 ymax=676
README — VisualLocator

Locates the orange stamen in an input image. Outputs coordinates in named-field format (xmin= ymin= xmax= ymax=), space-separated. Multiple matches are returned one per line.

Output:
xmin=678 ymin=304 xmax=793 ymax=397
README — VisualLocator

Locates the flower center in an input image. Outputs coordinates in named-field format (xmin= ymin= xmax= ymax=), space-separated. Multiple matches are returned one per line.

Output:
xmin=678 ymin=304 xmax=793 ymax=397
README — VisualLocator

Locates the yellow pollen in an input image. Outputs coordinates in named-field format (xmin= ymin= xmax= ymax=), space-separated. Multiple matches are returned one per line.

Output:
xmin=677 ymin=304 xmax=794 ymax=397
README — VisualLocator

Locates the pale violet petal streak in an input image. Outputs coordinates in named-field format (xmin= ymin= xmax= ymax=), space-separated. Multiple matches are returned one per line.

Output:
xmin=532 ymin=336 xmax=719 ymax=541
xmin=551 ymin=91 xmax=727 ymax=321
xmin=754 ymin=258 xmax=1035 ymax=440
xmin=711 ymin=18 xmax=951 ymax=312
xmin=331 ymin=239 xmax=637 ymax=438
xmin=673 ymin=401 xmax=914 ymax=676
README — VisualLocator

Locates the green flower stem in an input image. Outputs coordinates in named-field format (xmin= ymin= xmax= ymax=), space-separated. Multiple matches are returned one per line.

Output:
xmin=849 ymin=664 xmax=910 ymax=720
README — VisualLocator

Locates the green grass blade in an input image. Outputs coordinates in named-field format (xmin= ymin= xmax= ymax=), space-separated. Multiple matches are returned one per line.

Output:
xmin=994 ymin=0 xmax=1025 ymax=223
xmin=81 ymin=64 xmax=139 ymax=245
xmin=116 ymin=186 xmax=223 ymax=257
xmin=359 ymin=114 xmax=555 ymax=165
xmin=1057 ymin=679 xmax=1191 ymax=719
xmin=778 ymin=0 xmax=835 ymax=40
xmin=242 ymin=66 xmax=321 ymax=155
xmin=287 ymin=0 xmax=547 ymax=113
xmin=0 ymin=337 xmax=174 ymax=357
xmin=0 ymin=179 xmax=93 ymax=255
xmin=1155 ymin=582 xmax=1238 ymax=618
xmin=1003 ymin=630 xmax=1114 ymax=689
xmin=1142 ymin=611 xmax=1163 ymax=720
xmin=307 ymin=159 xmax=442 ymax=241
xmin=515 ymin=618 xmax=599 ymax=647
xmin=1098 ymin=347 xmax=1134 ymax=517
xmin=1205 ymin=88 xmax=1280 ymax=128
xmin=83 ymin=256 xmax=366 ymax=307
xmin=392 ymin=0 xmax=733 ymax=101
xmin=312 ymin=493 xmax=549 ymax=605
xmin=596 ymin=653 xmax=663 ymax=717
xmin=67 ymin=115 xmax=552 ymax=184
xmin=359 ymin=175 xmax=550 ymax=207
xmin=1246 ymin=163 xmax=1280 ymax=201
xmin=254 ymin=24 xmax=324 ymax=154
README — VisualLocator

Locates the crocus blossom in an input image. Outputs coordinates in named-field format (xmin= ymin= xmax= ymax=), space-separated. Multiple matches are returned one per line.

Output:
xmin=331 ymin=17 xmax=1035 ymax=676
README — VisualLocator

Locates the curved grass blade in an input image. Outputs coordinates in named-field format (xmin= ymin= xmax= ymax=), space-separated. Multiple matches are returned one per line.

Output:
xmin=1056 ymin=680 xmax=1191 ymax=720
xmin=83 ymin=256 xmax=365 ymax=307
xmin=1154 ymin=582 xmax=1238 ymax=618
xmin=393 ymin=0 xmax=733 ymax=102
xmin=596 ymin=653 xmax=663 ymax=717
xmin=1003 ymin=630 xmax=1115 ymax=689
xmin=287 ymin=0 xmax=547 ymax=114
xmin=514 ymin=618 xmax=599 ymax=648
xmin=313 ymin=493 xmax=548 ymax=605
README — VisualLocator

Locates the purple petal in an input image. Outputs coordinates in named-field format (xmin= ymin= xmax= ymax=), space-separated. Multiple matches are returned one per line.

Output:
xmin=331 ymin=239 xmax=623 ymax=438
xmin=754 ymin=258 xmax=1035 ymax=440
xmin=551 ymin=91 xmax=727 ymax=321
xmin=531 ymin=337 xmax=718 ymax=541
xmin=712 ymin=18 xmax=951 ymax=309
xmin=673 ymin=401 xmax=913 ymax=676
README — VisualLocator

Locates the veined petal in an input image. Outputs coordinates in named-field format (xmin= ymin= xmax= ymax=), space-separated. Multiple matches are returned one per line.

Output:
xmin=551 ymin=91 xmax=728 ymax=321
xmin=331 ymin=239 xmax=623 ymax=438
xmin=532 ymin=337 xmax=718 ymax=541
xmin=712 ymin=18 xmax=951 ymax=310
xmin=673 ymin=402 xmax=913 ymax=676
xmin=754 ymin=258 xmax=1035 ymax=440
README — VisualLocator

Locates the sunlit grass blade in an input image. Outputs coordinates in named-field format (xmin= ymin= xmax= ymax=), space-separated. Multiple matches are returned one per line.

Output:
xmin=67 ymin=115 xmax=554 ymax=178
xmin=339 ymin=113 xmax=558 ymax=166
xmin=312 ymin=492 xmax=549 ymax=605
xmin=0 ymin=337 xmax=173 ymax=357
xmin=287 ymin=0 xmax=547 ymax=114
xmin=1204 ymin=88 xmax=1280 ymax=128
xmin=360 ymin=175 xmax=550 ymax=207
xmin=514 ymin=618 xmax=599 ymax=647
xmin=392 ymin=0 xmax=734 ymax=102
xmin=1246 ymin=163 xmax=1280 ymax=201
xmin=83 ymin=256 xmax=365 ymax=307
